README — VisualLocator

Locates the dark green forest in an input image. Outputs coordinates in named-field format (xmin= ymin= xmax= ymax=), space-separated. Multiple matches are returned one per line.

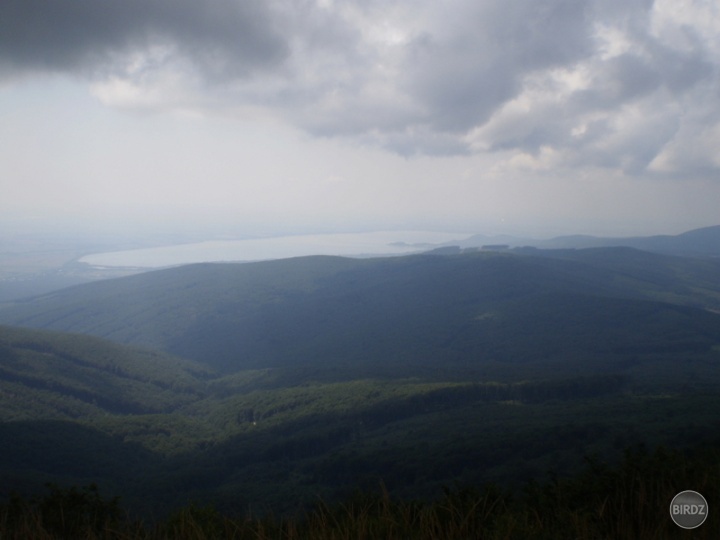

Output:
xmin=1 ymin=246 xmax=720 ymax=534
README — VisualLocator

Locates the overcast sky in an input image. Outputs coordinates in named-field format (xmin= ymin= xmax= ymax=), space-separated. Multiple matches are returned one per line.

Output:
xmin=2 ymin=0 xmax=719 ymax=239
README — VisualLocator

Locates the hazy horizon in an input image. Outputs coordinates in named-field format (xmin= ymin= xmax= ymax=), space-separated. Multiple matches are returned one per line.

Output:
xmin=2 ymin=214 xmax=717 ymax=252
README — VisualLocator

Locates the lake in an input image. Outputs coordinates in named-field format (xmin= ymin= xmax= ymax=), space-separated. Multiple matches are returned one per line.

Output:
xmin=79 ymin=230 xmax=470 ymax=268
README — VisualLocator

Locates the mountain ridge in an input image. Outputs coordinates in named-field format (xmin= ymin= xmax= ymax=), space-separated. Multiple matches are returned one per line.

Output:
xmin=2 ymin=248 xmax=720 ymax=376
xmin=2 ymin=247 xmax=720 ymax=514
xmin=455 ymin=224 xmax=720 ymax=257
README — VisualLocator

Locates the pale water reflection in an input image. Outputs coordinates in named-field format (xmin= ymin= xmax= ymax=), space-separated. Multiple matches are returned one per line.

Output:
xmin=79 ymin=231 xmax=469 ymax=268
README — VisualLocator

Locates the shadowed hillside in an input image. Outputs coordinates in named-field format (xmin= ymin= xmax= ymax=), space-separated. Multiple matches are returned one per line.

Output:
xmin=2 ymin=249 xmax=720 ymax=376
xmin=0 ymin=325 xmax=214 ymax=420
xmin=1 ymin=249 xmax=720 ymax=517
xmin=462 ymin=224 xmax=720 ymax=257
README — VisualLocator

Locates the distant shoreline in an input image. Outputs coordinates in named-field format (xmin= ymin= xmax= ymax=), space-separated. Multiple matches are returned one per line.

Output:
xmin=79 ymin=230 xmax=471 ymax=268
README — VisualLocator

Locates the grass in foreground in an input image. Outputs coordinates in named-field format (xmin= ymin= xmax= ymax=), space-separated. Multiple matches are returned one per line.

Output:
xmin=1 ymin=445 xmax=718 ymax=539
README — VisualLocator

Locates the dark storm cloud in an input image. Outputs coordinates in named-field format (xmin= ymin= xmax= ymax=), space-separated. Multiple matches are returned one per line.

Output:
xmin=2 ymin=0 xmax=718 ymax=168
xmin=0 ymin=0 xmax=287 ymax=79
xmin=400 ymin=0 xmax=592 ymax=134
xmin=283 ymin=0 xmax=599 ymax=156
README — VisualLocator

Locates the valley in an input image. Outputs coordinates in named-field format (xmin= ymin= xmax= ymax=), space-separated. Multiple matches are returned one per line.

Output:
xmin=1 ymin=239 xmax=720 ymax=523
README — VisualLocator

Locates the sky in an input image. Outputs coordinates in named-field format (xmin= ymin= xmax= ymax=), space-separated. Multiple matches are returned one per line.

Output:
xmin=2 ymin=0 xmax=720 ymax=240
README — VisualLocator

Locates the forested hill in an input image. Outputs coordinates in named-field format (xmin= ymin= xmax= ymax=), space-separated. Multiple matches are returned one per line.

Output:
xmin=464 ymin=224 xmax=720 ymax=257
xmin=2 ymin=249 xmax=720 ymax=517
xmin=0 ymin=325 xmax=214 ymax=421
xmin=1 ymin=248 xmax=720 ymax=378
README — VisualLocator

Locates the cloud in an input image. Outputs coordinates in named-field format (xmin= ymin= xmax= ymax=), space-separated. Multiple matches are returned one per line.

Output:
xmin=0 ymin=0 xmax=287 ymax=79
xmin=2 ymin=0 xmax=719 ymax=171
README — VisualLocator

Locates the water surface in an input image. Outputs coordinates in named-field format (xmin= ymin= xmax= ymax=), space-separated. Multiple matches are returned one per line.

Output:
xmin=80 ymin=231 xmax=469 ymax=268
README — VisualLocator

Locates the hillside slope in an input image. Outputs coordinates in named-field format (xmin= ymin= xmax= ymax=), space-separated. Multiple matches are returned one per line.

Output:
xmin=1 ymin=249 xmax=720 ymax=376
xmin=0 ymin=325 xmax=214 ymax=420
xmin=2 ymin=249 xmax=720 ymax=514
xmin=533 ymin=224 xmax=720 ymax=257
